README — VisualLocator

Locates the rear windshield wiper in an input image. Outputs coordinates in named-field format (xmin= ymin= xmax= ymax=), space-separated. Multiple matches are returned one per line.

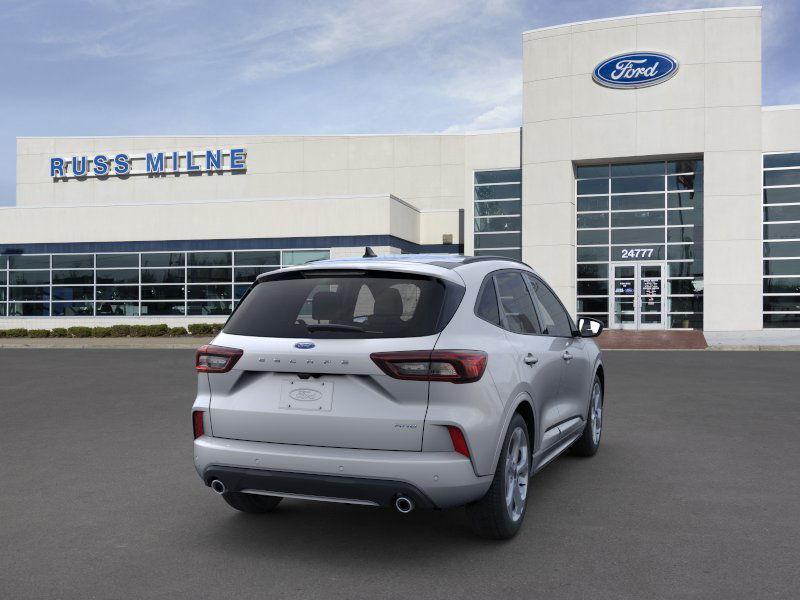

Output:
xmin=305 ymin=323 xmax=369 ymax=333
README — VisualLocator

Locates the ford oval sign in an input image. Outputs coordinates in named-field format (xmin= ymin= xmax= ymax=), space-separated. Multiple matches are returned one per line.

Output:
xmin=593 ymin=52 xmax=678 ymax=89
xmin=294 ymin=342 xmax=315 ymax=349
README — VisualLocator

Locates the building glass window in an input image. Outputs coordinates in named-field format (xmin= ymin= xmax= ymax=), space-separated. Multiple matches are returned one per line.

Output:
xmin=763 ymin=152 xmax=800 ymax=328
xmin=474 ymin=169 xmax=522 ymax=261
xmin=575 ymin=159 xmax=704 ymax=329
xmin=0 ymin=247 xmax=330 ymax=318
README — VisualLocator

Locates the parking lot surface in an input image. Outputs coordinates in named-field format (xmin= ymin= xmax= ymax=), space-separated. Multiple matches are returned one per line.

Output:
xmin=1 ymin=349 xmax=798 ymax=600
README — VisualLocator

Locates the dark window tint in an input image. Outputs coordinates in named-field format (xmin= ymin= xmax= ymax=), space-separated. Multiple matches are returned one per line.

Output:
xmin=8 ymin=302 xmax=49 ymax=316
xmin=611 ymin=210 xmax=664 ymax=228
xmin=234 ymin=251 xmax=280 ymax=266
xmin=10 ymin=287 xmax=50 ymax=301
xmin=763 ymin=296 xmax=800 ymax=312
xmin=668 ymin=209 xmax=698 ymax=225
xmin=763 ymin=259 xmax=800 ymax=276
xmin=577 ymin=212 xmax=608 ymax=229
xmin=96 ymin=269 xmax=138 ymax=284
xmin=187 ymin=267 xmax=232 ymax=283
xmin=577 ymin=179 xmax=607 ymax=195
xmin=668 ymin=279 xmax=701 ymax=295
xmin=493 ymin=272 xmax=540 ymax=335
xmin=474 ymin=233 xmax=521 ymax=249
xmin=96 ymin=286 xmax=138 ymax=301
xmin=763 ymin=278 xmax=800 ymax=294
xmin=764 ymin=205 xmax=800 ymax=222
xmin=52 ymin=302 xmax=92 ymax=316
xmin=474 ymin=184 xmax=522 ymax=200
xmin=764 ymin=170 xmax=800 ymax=187
xmin=668 ymin=262 xmax=695 ymax=277
xmin=667 ymin=160 xmax=702 ymax=174
xmin=577 ymin=247 xmax=609 ymax=262
xmin=188 ymin=302 xmax=232 ymax=315
xmin=9 ymin=255 xmax=48 ymax=269
xmin=667 ymin=245 xmax=694 ymax=260
xmin=141 ymin=253 xmax=185 ymax=267
xmin=611 ymin=176 xmax=663 ymax=194
xmin=225 ymin=272 xmax=456 ymax=339
xmin=611 ymin=228 xmax=664 ymax=244
xmin=9 ymin=271 xmax=49 ymax=285
xmin=611 ymin=194 xmax=663 ymax=210
xmin=763 ymin=241 xmax=800 ymax=258
xmin=577 ymin=281 xmax=608 ymax=295
xmin=526 ymin=274 xmax=573 ymax=337
xmin=667 ymin=191 xmax=702 ymax=209
xmin=577 ymin=230 xmax=608 ymax=245
xmin=474 ymin=170 xmax=520 ymax=184
xmin=141 ymin=302 xmax=185 ymax=316
xmin=52 ymin=270 xmax=92 ymax=284
xmin=188 ymin=252 xmax=232 ymax=266
xmin=577 ymin=264 xmax=608 ymax=279
xmin=611 ymin=246 xmax=665 ymax=261
xmin=577 ymin=298 xmax=608 ymax=313
xmin=96 ymin=254 xmax=137 ymax=268
xmin=474 ymin=200 xmax=521 ymax=217
xmin=764 ymin=223 xmax=800 ymax=240
xmin=763 ymin=187 xmax=800 ymax=204
xmin=764 ymin=153 xmax=800 ymax=168
xmin=187 ymin=285 xmax=232 ymax=300
xmin=667 ymin=174 xmax=700 ymax=191
xmin=96 ymin=302 xmax=138 ymax=316
xmin=52 ymin=254 xmax=93 ymax=269
xmin=667 ymin=227 xmax=694 ymax=243
xmin=141 ymin=285 xmax=185 ymax=300
xmin=475 ymin=278 xmax=500 ymax=326
xmin=576 ymin=165 xmax=608 ymax=178
xmin=52 ymin=286 xmax=93 ymax=301
xmin=764 ymin=314 xmax=800 ymax=328
xmin=234 ymin=266 xmax=277 ymax=283
xmin=611 ymin=162 xmax=663 ymax=176
xmin=142 ymin=268 xmax=185 ymax=284
xmin=474 ymin=216 xmax=521 ymax=232
xmin=577 ymin=197 xmax=608 ymax=212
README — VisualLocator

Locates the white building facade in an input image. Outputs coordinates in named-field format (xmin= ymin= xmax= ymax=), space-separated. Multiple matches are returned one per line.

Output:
xmin=2 ymin=6 xmax=799 ymax=334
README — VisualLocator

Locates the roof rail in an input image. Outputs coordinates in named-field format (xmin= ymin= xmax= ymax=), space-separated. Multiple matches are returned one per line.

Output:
xmin=461 ymin=255 xmax=532 ymax=268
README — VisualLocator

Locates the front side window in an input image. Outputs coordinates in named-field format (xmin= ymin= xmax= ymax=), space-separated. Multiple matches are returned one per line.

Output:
xmin=493 ymin=271 xmax=540 ymax=335
xmin=525 ymin=274 xmax=573 ymax=337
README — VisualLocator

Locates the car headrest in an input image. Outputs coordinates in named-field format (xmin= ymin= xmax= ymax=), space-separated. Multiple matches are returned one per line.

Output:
xmin=311 ymin=291 xmax=340 ymax=321
xmin=372 ymin=288 xmax=403 ymax=318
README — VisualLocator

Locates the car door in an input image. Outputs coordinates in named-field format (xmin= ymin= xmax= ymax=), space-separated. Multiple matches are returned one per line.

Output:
xmin=491 ymin=270 xmax=564 ymax=452
xmin=524 ymin=273 xmax=592 ymax=436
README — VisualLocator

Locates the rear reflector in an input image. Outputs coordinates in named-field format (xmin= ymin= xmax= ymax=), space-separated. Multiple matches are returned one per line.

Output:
xmin=196 ymin=345 xmax=243 ymax=373
xmin=192 ymin=410 xmax=205 ymax=439
xmin=370 ymin=350 xmax=487 ymax=383
xmin=447 ymin=426 xmax=470 ymax=457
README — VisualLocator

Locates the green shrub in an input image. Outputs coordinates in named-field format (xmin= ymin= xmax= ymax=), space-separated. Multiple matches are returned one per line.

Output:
xmin=109 ymin=324 xmax=132 ymax=337
xmin=168 ymin=326 xmax=188 ymax=337
xmin=92 ymin=327 xmax=113 ymax=338
xmin=5 ymin=328 xmax=28 ymax=338
xmin=28 ymin=329 xmax=51 ymax=338
xmin=210 ymin=323 xmax=224 ymax=334
xmin=68 ymin=326 xmax=93 ymax=338
xmin=50 ymin=328 xmax=69 ymax=338
xmin=130 ymin=325 xmax=149 ymax=337
xmin=146 ymin=324 xmax=169 ymax=337
xmin=0 ymin=330 xmax=6 ymax=338
xmin=188 ymin=323 xmax=214 ymax=336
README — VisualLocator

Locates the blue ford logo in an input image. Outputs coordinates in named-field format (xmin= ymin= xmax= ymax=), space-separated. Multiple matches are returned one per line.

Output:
xmin=593 ymin=52 xmax=678 ymax=89
xmin=294 ymin=342 xmax=315 ymax=349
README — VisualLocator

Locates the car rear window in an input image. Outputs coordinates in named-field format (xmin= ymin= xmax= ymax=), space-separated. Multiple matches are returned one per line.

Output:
xmin=224 ymin=270 xmax=462 ymax=338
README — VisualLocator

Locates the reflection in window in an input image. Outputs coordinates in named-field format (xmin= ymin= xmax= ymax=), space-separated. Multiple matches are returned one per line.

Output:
xmin=474 ymin=170 xmax=521 ymax=261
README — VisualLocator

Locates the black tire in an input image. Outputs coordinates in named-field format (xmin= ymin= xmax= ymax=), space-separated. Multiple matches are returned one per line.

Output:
xmin=221 ymin=491 xmax=283 ymax=513
xmin=465 ymin=413 xmax=530 ymax=540
xmin=571 ymin=375 xmax=603 ymax=457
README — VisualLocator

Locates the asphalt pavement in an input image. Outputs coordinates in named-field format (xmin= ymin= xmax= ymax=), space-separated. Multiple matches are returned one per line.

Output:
xmin=1 ymin=349 xmax=798 ymax=599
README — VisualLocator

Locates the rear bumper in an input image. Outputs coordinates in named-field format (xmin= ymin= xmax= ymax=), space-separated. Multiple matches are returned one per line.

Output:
xmin=194 ymin=436 xmax=493 ymax=508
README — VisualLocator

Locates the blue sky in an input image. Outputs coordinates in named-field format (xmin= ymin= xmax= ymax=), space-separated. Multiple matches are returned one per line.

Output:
xmin=1 ymin=0 xmax=798 ymax=206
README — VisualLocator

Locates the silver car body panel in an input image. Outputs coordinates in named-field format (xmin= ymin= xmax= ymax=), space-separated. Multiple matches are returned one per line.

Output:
xmin=193 ymin=255 xmax=603 ymax=508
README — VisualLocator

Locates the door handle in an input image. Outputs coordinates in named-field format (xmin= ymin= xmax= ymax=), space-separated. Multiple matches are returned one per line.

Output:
xmin=524 ymin=353 xmax=538 ymax=365
xmin=562 ymin=351 xmax=573 ymax=362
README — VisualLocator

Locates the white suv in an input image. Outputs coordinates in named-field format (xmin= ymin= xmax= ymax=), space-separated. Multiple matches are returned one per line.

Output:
xmin=192 ymin=253 xmax=604 ymax=539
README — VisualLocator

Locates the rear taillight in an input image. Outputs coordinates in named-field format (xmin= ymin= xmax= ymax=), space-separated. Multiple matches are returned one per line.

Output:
xmin=370 ymin=350 xmax=487 ymax=384
xmin=447 ymin=426 xmax=470 ymax=457
xmin=196 ymin=345 xmax=243 ymax=373
xmin=192 ymin=410 xmax=205 ymax=439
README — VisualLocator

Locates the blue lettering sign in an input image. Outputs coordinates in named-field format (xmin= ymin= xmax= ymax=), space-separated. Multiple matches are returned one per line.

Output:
xmin=113 ymin=153 xmax=130 ymax=175
xmin=205 ymin=149 xmax=221 ymax=170
xmin=50 ymin=158 xmax=65 ymax=177
xmin=171 ymin=151 xmax=180 ymax=172
xmin=93 ymin=154 xmax=109 ymax=176
xmin=186 ymin=150 xmax=200 ymax=172
xmin=593 ymin=52 xmax=678 ymax=89
xmin=146 ymin=152 xmax=165 ymax=173
xmin=72 ymin=156 xmax=88 ymax=177
xmin=230 ymin=148 xmax=246 ymax=170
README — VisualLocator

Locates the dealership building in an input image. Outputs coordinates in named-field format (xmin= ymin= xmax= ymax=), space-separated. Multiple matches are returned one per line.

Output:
xmin=2 ymin=6 xmax=799 ymax=336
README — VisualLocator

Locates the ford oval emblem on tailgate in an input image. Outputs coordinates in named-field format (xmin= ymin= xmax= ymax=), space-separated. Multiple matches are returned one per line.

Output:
xmin=294 ymin=342 xmax=315 ymax=349
xmin=288 ymin=388 xmax=324 ymax=402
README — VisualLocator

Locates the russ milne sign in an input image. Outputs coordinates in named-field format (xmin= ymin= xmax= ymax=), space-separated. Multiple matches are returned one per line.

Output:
xmin=593 ymin=52 xmax=678 ymax=89
xmin=50 ymin=148 xmax=246 ymax=179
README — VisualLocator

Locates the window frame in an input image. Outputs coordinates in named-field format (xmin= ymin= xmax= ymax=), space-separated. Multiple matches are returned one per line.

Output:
xmin=523 ymin=272 xmax=578 ymax=338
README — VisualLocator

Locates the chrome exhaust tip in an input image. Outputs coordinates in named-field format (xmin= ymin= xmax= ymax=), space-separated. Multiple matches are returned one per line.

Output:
xmin=394 ymin=495 xmax=414 ymax=514
xmin=210 ymin=479 xmax=227 ymax=495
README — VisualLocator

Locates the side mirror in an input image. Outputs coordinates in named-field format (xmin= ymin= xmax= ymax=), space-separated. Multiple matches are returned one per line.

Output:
xmin=577 ymin=317 xmax=604 ymax=338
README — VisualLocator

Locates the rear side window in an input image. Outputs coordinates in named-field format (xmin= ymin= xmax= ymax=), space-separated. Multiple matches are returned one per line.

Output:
xmin=224 ymin=270 xmax=461 ymax=338
xmin=493 ymin=272 xmax=541 ymax=335
xmin=475 ymin=277 xmax=500 ymax=326
xmin=525 ymin=273 xmax=573 ymax=337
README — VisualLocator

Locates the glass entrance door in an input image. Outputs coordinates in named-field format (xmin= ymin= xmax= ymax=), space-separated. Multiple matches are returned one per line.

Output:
xmin=610 ymin=262 xmax=666 ymax=330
